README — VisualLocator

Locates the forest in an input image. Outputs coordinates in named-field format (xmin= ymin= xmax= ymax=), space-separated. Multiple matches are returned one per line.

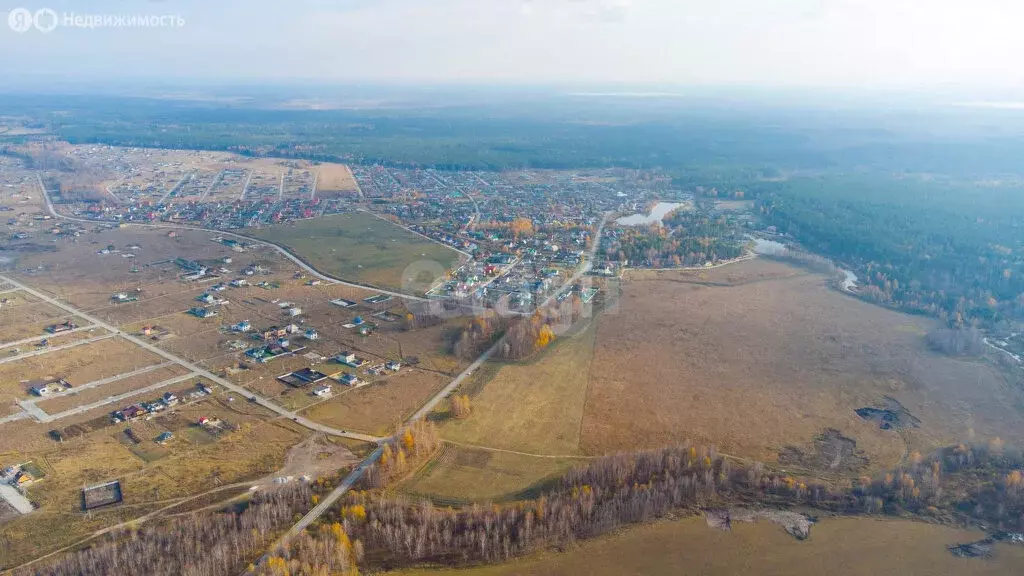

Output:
xmin=761 ymin=174 xmax=1024 ymax=327
xmin=602 ymin=209 xmax=746 ymax=268
xmin=327 ymin=439 xmax=1024 ymax=572
xmin=7 ymin=92 xmax=1024 ymax=174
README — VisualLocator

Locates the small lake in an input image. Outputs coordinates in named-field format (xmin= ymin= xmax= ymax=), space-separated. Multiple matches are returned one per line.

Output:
xmin=616 ymin=202 xmax=685 ymax=226
xmin=751 ymin=238 xmax=787 ymax=255
xmin=751 ymin=237 xmax=859 ymax=291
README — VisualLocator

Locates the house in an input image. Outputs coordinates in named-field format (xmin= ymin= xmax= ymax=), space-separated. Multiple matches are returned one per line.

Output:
xmin=232 ymin=320 xmax=252 ymax=333
xmin=304 ymin=328 xmax=319 ymax=340
xmin=197 ymin=383 xmax=213 ymax=395
xmin=162 ymin=392 xmax=178 ymax=406
xmin=45 ymin=320 xmax=77 ymax=334
xmin=287 ymin=307 xmax=302 ymax=317
xmin=277 ymin=368 xmax=329 ymax=388
xmin=386 ymin=361 xmax=402 ymax=371
xmin=312 ymin=384 xmax=332 ymax=398
xmin=29 ymin=378 xmax=70 ymax=397
xmin=155 ymin=432 xmax=174 ymax=444
xmin=367 ymin=364 xmax=387 ymax=376
xmin=337 ymin=352 xmax=366 ymax=367
xmin=352 ymin=316 xmax=365 ymax=326
xmin=285 ymin=324 xmax=300 ymax=334
xmin=30 ymin=384 xmax=57 ymax=397
xmin=188 ymin=307 xmax=218 ymax=319
xmin=229 ymin=278 xmax=248 ymax=287
xmin=261 ymin=326 xmax=287 ymax=340
xmin=121 ymin=405 xmax=147 ymax=421
xmin=111 ymin=292 xmax=138 ymax=303
xmin=339 ymin=373 xmax=361 ymax=387
xmin=276 ymin=338 xmax=290 ymax=348
xmin=198 ymin=416 xmax=210 ymax=426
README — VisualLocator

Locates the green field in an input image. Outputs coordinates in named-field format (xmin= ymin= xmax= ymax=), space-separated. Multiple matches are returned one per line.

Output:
xmin=439 ymin=321 xmax=597 ymax=456
xmin=398 ymin=444 xmax=580 ymax=505
xmin=393 ymin=516 xmax=1024 ymax=576
xmin=249 ymin=212 xmax=463 ymax=293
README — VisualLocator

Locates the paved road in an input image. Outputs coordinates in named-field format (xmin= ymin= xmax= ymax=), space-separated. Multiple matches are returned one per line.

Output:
xmin=411 ymin=338 xmax=502 ymax=422
xmin=41 ymin=372 xmax=200 ymax=423
xmin=36 ymin=173 xmax=427 ymax=303
xmin=273 ymin=212 xmax=612 ymax=549
xmin=0 ymin=411 xmax=30 ymax=425
xmin=158 ymin=171 xmax=193 ymax=205
xmin=0 ymin=333 xmax=116 ymax=365
xmin=21 ymin=361 xmax=177 ymax=406
xmin=0 ymin=324 xmax=100 ymax=350
xmin=264 ymin=315 xmax=508 ymax=563
xmin=541 ymin=211 xmax=611 ymax=309
xmin=282 ymin=445 xmax=384 ymax=539
xmin=0 ymin=274 xmax=381 ymax=443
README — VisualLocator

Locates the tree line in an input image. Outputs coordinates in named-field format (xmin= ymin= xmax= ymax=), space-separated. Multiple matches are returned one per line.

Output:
xmin=17 ymin=485 xmax=314 ymax=576
xmin=331 ymin=438 xmax=1024 ymax=571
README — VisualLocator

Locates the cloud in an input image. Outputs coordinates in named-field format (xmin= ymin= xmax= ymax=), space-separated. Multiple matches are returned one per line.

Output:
xmin=517 ymin=0 xmax=634 ymax=22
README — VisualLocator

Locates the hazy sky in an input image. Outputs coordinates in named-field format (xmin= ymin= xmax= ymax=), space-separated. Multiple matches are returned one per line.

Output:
xmin=2 ymin=0 xmax=1023 ymax=91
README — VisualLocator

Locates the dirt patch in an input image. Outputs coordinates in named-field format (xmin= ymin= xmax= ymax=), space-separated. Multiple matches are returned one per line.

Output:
xmin=706 ymin=508 xmax=815 ymax=540
xmin=778 ymin=428 xmax=869 ymax=473
xmin=855 ymin=396 xmax=921 ymax=431
xmin=948 ymin=539 xmax=995 ymax=559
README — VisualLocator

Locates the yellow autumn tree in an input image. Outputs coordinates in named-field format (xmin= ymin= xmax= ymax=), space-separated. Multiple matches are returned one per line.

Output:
xmin=536 ymin=324 xmax=555 ymax=349
xmin=511 ymin=217 xmax=534 ymax=238
xmin=451 ymin=394 xmax=472 ymax=419
xmin=401 ymin=428 xmax=416 ymax=453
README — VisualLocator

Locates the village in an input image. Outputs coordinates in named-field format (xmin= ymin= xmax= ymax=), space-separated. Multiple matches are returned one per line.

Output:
xmin=0 ymin=141 xmax=765 ymax=561
xmin=2 ymin=144 xmax=764 ymax=320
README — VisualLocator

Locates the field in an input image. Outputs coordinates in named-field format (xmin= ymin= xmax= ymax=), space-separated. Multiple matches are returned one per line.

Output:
xmin=580 ymin=260 xmax=1024 ymax=473
xmin=315 ymin=163 xmax=359 ymax=198
xmin=0 ymin=292 xmax=77 ymax=342
xmin=398 ymin=444 xmax=579 ymax=505
xmin=440 ymin=322 xmax=596 ymax=456
xmin=392 ymin=516 xmax=1024 ymax=576
xmin=301 ymin=369 xmax=448 ymax=436
xmin=0 ymin=336 xmax=165 ymax=415
xmin=248 ymin=212 xmax=464 ymax=293
xmin=0 ymin=391 xmax=317 ymax=567
xmin=433 ymin=259 xmax=1024 ymax=482
xmin=35 ymin=363 xmax=191 ymax=415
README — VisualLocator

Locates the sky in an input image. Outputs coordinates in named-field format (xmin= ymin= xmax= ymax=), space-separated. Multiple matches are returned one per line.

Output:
xmin=1 ymin=0 xmax=1024 ymax=93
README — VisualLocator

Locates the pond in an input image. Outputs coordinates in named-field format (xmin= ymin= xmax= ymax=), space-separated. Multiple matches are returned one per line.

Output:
xmin=615 ymin=202 xmax=685 ymax=226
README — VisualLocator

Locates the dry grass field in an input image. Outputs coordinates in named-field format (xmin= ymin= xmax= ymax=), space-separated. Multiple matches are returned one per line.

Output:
xmin=0 ymin=292 xmax=76 ymax=343
xmin=580 ymin=260 xmax=1024 ymax=473
xmin=0 ymin=390 xmax=311 ymax=567
xmin=315 ymin=163 xmax=359 ymax=198
xmin=302 ymin=369 xmax=447 ymax=436
xmin=440 ymin=322 xmax=597 ymax=455
xmin=398 ymin=444 xmax=579 ymax=505
xmin=393 ymin=516 xmax=1024 ymax=576
xmin=0 ymin=337 xmax=165 ymax=413
xmin=35 ymin=363 xmax=191 ymax=415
